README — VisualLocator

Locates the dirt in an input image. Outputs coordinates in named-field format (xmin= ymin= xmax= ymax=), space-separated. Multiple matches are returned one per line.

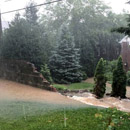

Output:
xmin=0 ymin=79 xmax=84 ymax=106
xmin=0 ymin=78 xmax=130 ymax=112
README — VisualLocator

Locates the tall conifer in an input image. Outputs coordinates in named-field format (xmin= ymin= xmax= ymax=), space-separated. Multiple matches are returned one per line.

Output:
xmin=111 ymin=56 xmax=127 ymax=98
xmin=49 ymin=25 xmax=82 ymax=84
xmin=93 ymin=58 xmax=107 ymax=98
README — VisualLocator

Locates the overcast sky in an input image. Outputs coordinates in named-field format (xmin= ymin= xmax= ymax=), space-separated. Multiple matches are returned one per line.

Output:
xmin=0 ymin=0 xmax=130 ymax=21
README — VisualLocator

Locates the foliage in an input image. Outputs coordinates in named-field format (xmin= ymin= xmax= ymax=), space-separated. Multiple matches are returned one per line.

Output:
xmin=93 ymin=58 xmax=107 ymax=98
xmin=41 ymin=0 xmax=126 ymax=76
xmin=41 ymin=64 xmax=53 ymax=83
xmin=49 ymin=25 xmax=83 ymax=84
xmin=1 ymin=14 xmax=42 ymax=65
xmin=25 ymin=2 xmax=38 ymax=25
xmin=81 ymin=71 xmax=88 ymax=80
xmin=112 ymin=16 xmax=130 ymax=36
xmin=112 ymin=0 xmax=130 ymax=36
xmin=111 ymin=56 xmax=127 ymax=98
xmin=97 ymin=107 xmax=130 ymax=130
xmin=0 ymin=107 xmax=130 ymax=130
xmin=104 ymin=60 xmax=117 ymax=81
xmin=53 ymin=82 xmax=94 ymax=91
xmin=0 ymin=2 xmax=52 ymax=70
xmin=126 ymin=71 xmax=130 ymax=86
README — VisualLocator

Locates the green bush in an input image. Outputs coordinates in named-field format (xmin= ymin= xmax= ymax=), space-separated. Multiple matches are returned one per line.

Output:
xmin=81 ymin=71 xmax=88 ymax=80
xmin=93 ymin=58 xmax=107 ymax=98
xmin=111 ymin=56 xmax=127 ymax=98
xmin=127 ymin=71 xmax=130 ymax=86
xmin=104 ymin=60 xmax=117 ymax=81
xmin=40 ymin=64 xmax=53 ymax=83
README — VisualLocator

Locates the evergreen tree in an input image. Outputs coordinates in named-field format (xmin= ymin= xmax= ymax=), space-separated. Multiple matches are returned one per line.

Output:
xmin=1 ymin=2 xmax=52 ymax=70
xmin=111 ymin=56 xmax=127 ymax=98
xmin=112 ymin=2 xmax=130 ymax=36
xmin=112 ymin=15 xmax=130 ymax=36
xmin=93 ymin=58 xmax=107 ymax=98
xmin=1 ymin=13 xmax=42 ymax=66
xmin=41 ymin=64 xmax=53 ymax=83
xmin=49 ymin=25 xmax=82 ymax=84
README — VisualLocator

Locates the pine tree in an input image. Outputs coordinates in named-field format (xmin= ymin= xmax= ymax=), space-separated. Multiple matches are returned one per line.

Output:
xmin=112 ymin=2 xmax=130 ymax=36
xmin=93 ymin=58 xmax=107 ymax=98
xmin=111 ymin=56 xmax=127 ymax=98
xmin=49 ymin=25 xmax=82 ymax=84
xmin=1 ymin=13 xmax=44 ymax=71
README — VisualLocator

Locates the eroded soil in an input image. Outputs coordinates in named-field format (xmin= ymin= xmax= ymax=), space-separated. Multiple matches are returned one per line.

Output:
xmin=0 ymin=79 xmax=84 ymax=106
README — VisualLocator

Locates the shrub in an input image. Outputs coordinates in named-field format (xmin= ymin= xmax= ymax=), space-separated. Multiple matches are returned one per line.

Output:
xmin=104 ymin=60 xmax=117 ymax=81
xmin=81 ymin=71 xmax=88 ymax=80
xmin=111 ymin=56 xmax=127 ymax=98
xmin=93 ymin=58 xmax=107 ymax=98
xmin=40 ymin=64 xmax=53 ymax=83
xmin=127 ymin=71 xmax=130 ymax=86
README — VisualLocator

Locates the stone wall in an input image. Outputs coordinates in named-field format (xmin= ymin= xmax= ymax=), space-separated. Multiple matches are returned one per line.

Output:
xmin=121 ymin=42 xmax=130 ymax=71
xmin=0 ymin=59 xmax=56 ymax=91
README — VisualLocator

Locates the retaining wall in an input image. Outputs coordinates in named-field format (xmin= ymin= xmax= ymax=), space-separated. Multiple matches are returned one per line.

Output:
xmin=0 ymin=59 xmax=56 ymax=91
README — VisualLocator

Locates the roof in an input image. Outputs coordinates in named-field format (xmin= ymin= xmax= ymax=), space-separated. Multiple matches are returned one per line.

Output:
xmin=119 ymin=36 xmax=130 ymax=45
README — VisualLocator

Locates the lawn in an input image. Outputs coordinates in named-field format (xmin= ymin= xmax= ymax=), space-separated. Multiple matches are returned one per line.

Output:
xmin=0 ymin=100 xmax=86 ymax=120
xmin=53 ymin=82 xmax=94 ymax=91
xmin=0 ymin=107 xmax=130 ymax=130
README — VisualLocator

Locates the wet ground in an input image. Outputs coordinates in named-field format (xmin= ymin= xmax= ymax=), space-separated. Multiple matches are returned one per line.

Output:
xmin=69 ymin=78 xmax=130 ymax=112
xmin=0 ymin=78 xmax=130 ymax=113
xmin=0 ymin=79 xmax=84 ymax=106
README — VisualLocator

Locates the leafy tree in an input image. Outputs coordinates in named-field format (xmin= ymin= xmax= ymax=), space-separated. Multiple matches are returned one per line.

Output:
xmin=25 ymin=1 xmax=38 ymax=25
xmin=111 ymin=56 xmax=127 ymax=98
xmin=41 ymin=0 xmax=125 ymax=77
xmin=80 ymin=42 xmax=95 ymax=77
xmin=40 ymin=64 xmax=53 ymax=83
xmin=93 ymin=58 xmax=107 ymax=98
xmin=49 ymin=25 xmax=82 ymax=84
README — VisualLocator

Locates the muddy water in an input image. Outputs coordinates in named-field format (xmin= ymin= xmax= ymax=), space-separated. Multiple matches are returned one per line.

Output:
xmin=70 ymin=93 xmax=130 ymax=112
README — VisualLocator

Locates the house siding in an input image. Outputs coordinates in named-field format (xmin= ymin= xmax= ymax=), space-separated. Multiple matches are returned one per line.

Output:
xmin=121 ymin=42 xmax=130 ymax=71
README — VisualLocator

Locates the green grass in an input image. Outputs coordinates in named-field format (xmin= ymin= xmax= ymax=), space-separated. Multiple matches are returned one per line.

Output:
xmin=0 ymin=107 xmax=130 ymax=130
xmin=53 ymin=82 xmax=94 ymax=91
xmin=0 ymin=100 xmax=87 ymax=120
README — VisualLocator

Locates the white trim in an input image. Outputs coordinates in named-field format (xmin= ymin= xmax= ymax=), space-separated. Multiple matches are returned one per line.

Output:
xmin=119 ymin=36 xmax=130 ymax=45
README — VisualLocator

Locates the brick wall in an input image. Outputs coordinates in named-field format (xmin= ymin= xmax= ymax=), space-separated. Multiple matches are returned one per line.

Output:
xmin=121 ymin=42 xmax=130 ymax=71
xmin=0 ymin=59 xmax=56 ymax=91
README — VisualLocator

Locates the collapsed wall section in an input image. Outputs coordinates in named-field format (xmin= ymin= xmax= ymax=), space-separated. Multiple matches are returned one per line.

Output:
xmin=0 ymin=59 xmax=56 ymax=91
